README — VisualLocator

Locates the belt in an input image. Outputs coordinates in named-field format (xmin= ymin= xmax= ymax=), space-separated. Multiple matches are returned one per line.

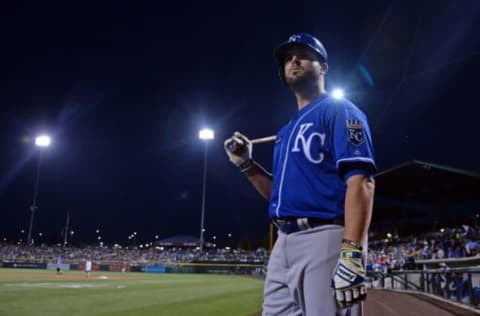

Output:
xmin=272 ymin=217 xmax=344 ymax=235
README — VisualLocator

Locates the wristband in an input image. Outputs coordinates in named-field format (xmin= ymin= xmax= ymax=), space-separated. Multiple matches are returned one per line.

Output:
xmin=341 ymin=238 xmax=362 ymax=251
xmin=239 ymin=159 xmax=255 ymax=173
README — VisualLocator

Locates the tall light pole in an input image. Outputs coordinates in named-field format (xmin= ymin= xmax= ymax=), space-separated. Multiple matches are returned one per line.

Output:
xmin=198 ymin=128 xmax=214 ymax=251
xmin=63 ymin=210 xmax=70 ymax=247
xmin=26 ymin=134 xmax=51 ymax=245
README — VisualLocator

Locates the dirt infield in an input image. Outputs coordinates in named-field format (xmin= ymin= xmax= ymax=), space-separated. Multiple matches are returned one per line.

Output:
xmin=0 ymin=270 xmax=147 ymax=281
xmin=365 ymin=289 xmax=479 ymax=315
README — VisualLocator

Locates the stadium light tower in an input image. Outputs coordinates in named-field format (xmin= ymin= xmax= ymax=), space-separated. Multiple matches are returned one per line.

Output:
xmin=198 ymin=128 xmax=214 ymax=251
xmin=26 ymin=134 xmax=51 ymax=245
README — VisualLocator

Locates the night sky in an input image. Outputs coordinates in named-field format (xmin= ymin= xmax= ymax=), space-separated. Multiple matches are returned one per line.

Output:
xmin=1 ymin=1 xmax=479 ymax=246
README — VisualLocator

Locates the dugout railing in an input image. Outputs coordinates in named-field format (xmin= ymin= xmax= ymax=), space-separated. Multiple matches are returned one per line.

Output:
xmin=367 ymin=267 xmax=480 ymax=309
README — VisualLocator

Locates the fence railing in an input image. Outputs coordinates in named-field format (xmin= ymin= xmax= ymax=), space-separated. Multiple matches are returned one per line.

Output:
xmin=367 ymin=268 xmax=480 ymax=309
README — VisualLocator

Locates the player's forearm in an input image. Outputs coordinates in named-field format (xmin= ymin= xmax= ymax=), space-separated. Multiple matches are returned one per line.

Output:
xmin=243 ymin=162 xmax=273 ymax=201
xmin=343 ymin=174 xmax=375 ymax=244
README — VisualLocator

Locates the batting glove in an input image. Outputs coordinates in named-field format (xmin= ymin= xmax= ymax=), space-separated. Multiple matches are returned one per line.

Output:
xmin=332 ymin=246 xmax=367 ymax=307
xmin=224 ymin=132 xmax=254 ymax=172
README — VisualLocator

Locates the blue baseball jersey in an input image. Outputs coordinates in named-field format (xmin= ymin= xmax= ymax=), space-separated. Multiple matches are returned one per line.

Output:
xmin=269 ymin=94 xmax=376 ymax=219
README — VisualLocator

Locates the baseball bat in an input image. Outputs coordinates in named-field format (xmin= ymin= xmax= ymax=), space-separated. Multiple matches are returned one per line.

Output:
xmin=227 ymin=135 xmax=276 ymax=152
xmin=251 ymin=135 xmax=276 ymax=144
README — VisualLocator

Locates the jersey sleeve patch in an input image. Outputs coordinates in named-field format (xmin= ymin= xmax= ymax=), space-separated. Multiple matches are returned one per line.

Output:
xmin=346 ymin=119 xmax=365 ymax=146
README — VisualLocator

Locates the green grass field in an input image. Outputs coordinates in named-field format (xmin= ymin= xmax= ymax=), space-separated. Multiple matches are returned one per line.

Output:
xmin=0 ymin=269 xmax=264 ymax=316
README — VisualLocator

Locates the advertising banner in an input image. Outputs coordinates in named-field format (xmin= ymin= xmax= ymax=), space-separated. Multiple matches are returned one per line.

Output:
xmin=46 ymin=263 xmax=70 ymax=271
xmin=145 ymin=266 xmax=166 ymax=273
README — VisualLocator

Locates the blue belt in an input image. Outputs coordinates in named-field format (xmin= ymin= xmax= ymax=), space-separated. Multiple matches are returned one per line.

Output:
xmin=273 ymin=217 xmax=344 ymax=234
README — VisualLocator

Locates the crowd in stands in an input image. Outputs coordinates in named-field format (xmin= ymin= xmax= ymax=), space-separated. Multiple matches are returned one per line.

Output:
xmin=3 ymin=224 xmax=480 ymax=271
xmin=0 ymin=242 xmax=269 ymax=266
xmin=366 ymin=224 xmax=480 ymax=306
xmin=367 ymin=224 xmax=480 ymax=273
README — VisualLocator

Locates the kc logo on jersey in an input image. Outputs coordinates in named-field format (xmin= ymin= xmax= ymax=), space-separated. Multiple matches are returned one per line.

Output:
xmin=346 ymin=119 xmax=365 ymax=146
xmin=292 ymin=123 xmax=326 ymax=164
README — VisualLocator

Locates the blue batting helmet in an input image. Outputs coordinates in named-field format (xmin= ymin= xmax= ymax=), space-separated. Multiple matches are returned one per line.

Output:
xmin=274 ymin=33 xmax=328 ymax=83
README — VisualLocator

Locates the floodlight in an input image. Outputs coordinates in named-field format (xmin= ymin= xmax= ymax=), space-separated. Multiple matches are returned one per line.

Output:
xmin=199 ymin=128 xmax=214 ymax=140
xmin=35 ymin=135 xmax=51 ymax=147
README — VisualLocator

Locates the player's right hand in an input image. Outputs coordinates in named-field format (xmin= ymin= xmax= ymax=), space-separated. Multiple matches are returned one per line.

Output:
xmin=224 ymin=131 xmax=252 ymax=169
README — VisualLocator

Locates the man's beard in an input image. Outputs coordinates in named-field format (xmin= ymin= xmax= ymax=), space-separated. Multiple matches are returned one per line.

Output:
xmin=285 ymin=69 xmax=320 ymax=90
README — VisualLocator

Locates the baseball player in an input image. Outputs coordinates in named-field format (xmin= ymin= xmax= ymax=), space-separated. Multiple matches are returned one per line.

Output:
xmin=85 ymin=258 xmax=92 ymax=278
xmin=56 ymin=255 xmax=63 ymax=277
xmin=224 ymin=33 xmax=376 ymax=315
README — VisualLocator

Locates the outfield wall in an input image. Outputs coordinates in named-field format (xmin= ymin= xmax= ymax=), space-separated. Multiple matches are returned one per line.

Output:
xmin=1 ymin=262 xmax=46 ymax=269
xmin=0 ymin=260 xmax=264 ymax=275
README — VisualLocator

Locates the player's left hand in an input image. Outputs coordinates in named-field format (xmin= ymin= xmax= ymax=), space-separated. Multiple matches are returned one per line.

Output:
xmin=332 ymin=246 xmax=367 ymax=307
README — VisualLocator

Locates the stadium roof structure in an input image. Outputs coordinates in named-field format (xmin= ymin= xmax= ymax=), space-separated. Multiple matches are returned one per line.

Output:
xmin=375 ymin=160 xmax=480 ymax=203
xmin=371 ymin=160 xmax=480 ymax=234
